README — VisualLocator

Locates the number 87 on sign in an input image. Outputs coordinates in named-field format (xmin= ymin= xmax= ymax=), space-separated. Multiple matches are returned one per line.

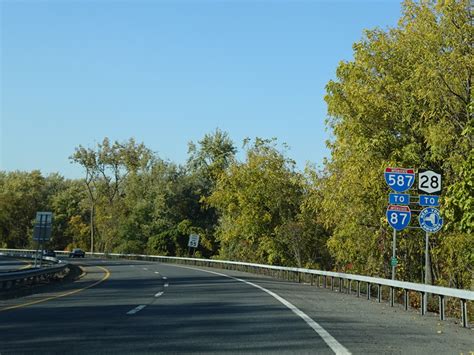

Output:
xmin=386 ymin=205 xmax=411 ymax=231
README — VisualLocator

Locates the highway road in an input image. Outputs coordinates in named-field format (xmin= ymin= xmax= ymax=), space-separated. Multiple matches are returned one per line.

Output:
xmin=0 ymin=255 xmax=31 ymax=272
xmin=0 ymin=257 xmax=472 ymax=354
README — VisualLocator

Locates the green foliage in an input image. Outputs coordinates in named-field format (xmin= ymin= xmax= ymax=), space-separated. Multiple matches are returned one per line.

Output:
xmin=322 ymin=0 xmax=472 ymax=284
xmin=0 ymin=171 xmax=48 ymax=248
xmin=208 ymin=138 xmax=329 ymax=267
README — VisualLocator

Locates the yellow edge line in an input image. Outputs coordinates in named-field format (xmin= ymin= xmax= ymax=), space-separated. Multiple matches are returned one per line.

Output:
xmin=16 ymin=258 xmax=32 ymax=270
xmin=0 ymin=266 xmax=110 ymax=313
xmin=78 ymin=266 xmax=87 ymax=279
xmin=19 ymin=263 xmax=32 ymax=270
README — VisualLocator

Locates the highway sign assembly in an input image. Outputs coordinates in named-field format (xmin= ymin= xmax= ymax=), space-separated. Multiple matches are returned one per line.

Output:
xmin=384 ymin=167 xmax=415 ymax=192
xmin=418 ymin=169 xmax=442 ymax=195
xmin=389 ymin=193 xmax=410 ymax=205
xmin=33 ymin=212 xmax=53 ymax=242
xmin=419 ymin=207 xmax=443 ymax=233
xmin=32 ymin=211 xmax=53 ymax=267
xmin=386 ymin=205 xmax=411 ymax=231
xmin=188 ymin=234 xmax=200 ymax=248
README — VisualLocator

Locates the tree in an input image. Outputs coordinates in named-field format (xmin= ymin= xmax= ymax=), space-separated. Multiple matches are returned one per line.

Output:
xmin=70 ymin=138 xmax=153 ymax=252
xmin=322 ymin=0 xmax=472 ymax=284
xmin=209 ymin=138 xmax=307 ymax=265
xmin=187 ymin=128 xmax=237 ymax=183
xmin=0 ymin=171 xmax=47 ymax=248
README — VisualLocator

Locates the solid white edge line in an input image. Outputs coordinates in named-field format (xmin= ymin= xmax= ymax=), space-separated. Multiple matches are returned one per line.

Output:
xmin=174 ymin=265 xmax=351 ymax=355
xmin=126 ymin=305 xmax=147 ymax=315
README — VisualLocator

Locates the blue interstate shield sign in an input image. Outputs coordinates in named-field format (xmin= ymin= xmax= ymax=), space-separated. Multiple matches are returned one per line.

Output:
xmin=386 ymin=205 xmax=411 ymax=231
xmin=419 ymin=207 xmax=443 ymax=233
xmin=384 ymin=167 xmax=415 ymax=193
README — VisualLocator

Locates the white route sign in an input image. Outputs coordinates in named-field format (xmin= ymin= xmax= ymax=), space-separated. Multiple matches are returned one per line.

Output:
xmin=418 ymin=170 xmax=442 ymax=195
xmin=188 ymin=234 xmax=200 ymax=248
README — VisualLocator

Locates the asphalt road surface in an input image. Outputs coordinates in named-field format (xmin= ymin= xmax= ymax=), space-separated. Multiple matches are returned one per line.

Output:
xmin=0 ymin=257 xmax=472 ymax=354
xmin=0 ymin=256 xmax=31 ymax=272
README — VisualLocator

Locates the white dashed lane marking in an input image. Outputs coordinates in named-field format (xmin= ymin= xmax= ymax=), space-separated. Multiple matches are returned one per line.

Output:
xmin=126 ymin=305 xmax=147 ymax=315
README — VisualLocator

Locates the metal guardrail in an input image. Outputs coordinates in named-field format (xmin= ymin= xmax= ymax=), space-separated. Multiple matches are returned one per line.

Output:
xmin=0 ymin=248 xmax=472 ymax=327
xmin=0 ymin=251 xmax=67 ymax=290
xmin=100 ymin=252 xmax=473 ymax=328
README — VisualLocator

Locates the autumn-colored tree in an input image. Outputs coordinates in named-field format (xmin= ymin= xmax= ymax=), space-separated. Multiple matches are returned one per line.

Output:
xmin=322 ymin=0 xmax=472 ymax=286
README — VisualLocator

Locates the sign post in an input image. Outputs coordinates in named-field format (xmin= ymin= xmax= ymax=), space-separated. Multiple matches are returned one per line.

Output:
xmin=384 ymin=168 xmax=414 ymax=281
xmin=417 ymin=169 xmax=443 ymax=314
xmin=386 ymin=204 xmax=411 ymax=279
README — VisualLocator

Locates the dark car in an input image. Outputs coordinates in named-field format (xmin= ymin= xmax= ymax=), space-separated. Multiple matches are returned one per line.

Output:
xmin=69 ymin=248 xmax=85 ymax=258
xmin=43 ymin=249 xmax=56 ymax=257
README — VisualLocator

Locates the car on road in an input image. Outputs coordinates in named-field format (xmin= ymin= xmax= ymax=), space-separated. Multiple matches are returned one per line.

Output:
xmin=43 ymin=249 xmax=56 ymax=257
xmin=69 ymin=248 xmax=85 ymax=258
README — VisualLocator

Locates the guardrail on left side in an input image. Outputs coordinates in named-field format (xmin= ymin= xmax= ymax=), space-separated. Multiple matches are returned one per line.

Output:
xmin=0 ymin=252 xmax=68 ymax=291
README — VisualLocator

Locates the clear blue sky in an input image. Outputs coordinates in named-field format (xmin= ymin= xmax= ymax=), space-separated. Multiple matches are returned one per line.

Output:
xmin=1 ymin=0 xmax=402 ymax=178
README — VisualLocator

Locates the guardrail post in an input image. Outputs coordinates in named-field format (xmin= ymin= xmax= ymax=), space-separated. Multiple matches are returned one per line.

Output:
xmin=331 ymin=277 xmax=334 ymax=291
xmin=323 ymin=276 xmax=327 ymax=288
xmin=438 ymin=295 xmax=445 ymax=321
xmin=367 ymin=283 xmax=371 ymax=300
xmin=420 ymin=292 xmax=426 ymax=315
xmin=310 ymin=274 xmax=314 ymax=286
xmin=357 ymin=281 xmax=360 ymax=297
xmin=404 ymin=290 xmax=409 ymax=311
xmin=298 ymin=272 xmax=301 ymax=283
xmin=460 ymin=299 xmax=468 ymax=328
xmin=390 ymin=287 xmax=395 ymax=307
xmin=339 ymin=278 xmax=342 ymax=293
xmin=377 ymin=284 xmax=381 ymax=303
xmin=348 ymin=280 xmax=352 ymax=294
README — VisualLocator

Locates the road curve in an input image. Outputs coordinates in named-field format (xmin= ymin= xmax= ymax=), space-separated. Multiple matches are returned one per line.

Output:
xmin=0 ymin=257 xmax=472 ymax=354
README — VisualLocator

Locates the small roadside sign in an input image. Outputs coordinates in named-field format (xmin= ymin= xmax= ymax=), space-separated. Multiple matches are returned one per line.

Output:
xmin=419 ymin=195 xmax=440 ymax=207
xmin=418 ymin=170 xmax=442 ymax=195
xmin=386 ymin=205 xmax=411 ymax=231
xmin=419 ymin=207 xmax=443 ymax=233
xmin=384 ymin=168 xmax=415 ymax=193
xmin=389 ymin=193 xmax=410 ymax=206
xmin=33 ymin=212 xmax=53 ymax=241
xmin=390 ymin=257 xmax=398 ymax=267
xmin=188 ymin=234 xmax=199 ymax=248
